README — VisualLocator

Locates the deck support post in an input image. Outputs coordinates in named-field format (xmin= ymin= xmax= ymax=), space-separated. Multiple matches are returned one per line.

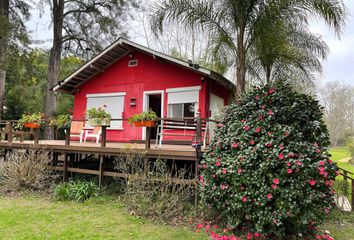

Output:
xmin=99 ymin=156 xmax=104 ymax=188
xmin=145 ymin=127 xmax=151 ymax=149
xmin=63 ymin=154 xmax=69 ymax=182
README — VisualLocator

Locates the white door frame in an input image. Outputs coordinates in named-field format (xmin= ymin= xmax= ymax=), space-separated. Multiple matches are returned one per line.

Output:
xmin=142 ymin=90 xmax=164 ymax=140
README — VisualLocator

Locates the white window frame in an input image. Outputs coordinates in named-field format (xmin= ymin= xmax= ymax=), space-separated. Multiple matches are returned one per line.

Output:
xmin=86 ymin=92 xmax=126 ymax=130
xmin=166 ymin=86 xmax=200 ymax=118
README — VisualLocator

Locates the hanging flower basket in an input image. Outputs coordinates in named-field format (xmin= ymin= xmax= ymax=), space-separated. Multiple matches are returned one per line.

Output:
xmin=24 ymin=122 xmax=40 ymax=129
xmin=133 ymin=120 xmax=156 ymax=128
xmin=88 ymin=118 xmax=111 ymax=126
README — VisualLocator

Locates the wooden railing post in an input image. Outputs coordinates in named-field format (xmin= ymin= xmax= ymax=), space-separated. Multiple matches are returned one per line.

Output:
xmin=101 ymin=126 xmax=107 ymax=147
xmin=34 ymin=128 xmax=39 ymax=145
xmin=145 ymin=127 xmax=151 ymax=149
xmin=63 ymin=154 xmax=69 ymax=182
xmin=65 ymin=127 xmax=71 ymax=146
xmin=7 ymin=122 xmax=13 ymax=143
xmin=352 ymin=179 xmax=354 ymax=212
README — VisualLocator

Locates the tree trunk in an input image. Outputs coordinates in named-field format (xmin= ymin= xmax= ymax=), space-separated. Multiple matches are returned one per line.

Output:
xmin=0 ymin=0 xmax=10 ymax=120
xmin=235 ymin=27 xmax=246 ymax=99
xmin=44 ymin=0 xmax=64 ymax=139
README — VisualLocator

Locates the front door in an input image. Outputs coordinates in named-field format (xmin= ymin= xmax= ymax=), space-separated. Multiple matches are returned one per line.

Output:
xmin=143 ymin=91 xmax=163 ymax=140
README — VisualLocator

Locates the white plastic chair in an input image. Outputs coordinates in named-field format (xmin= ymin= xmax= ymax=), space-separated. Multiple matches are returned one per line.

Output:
xmin=84 ymin=126 xmax=102 ymax=144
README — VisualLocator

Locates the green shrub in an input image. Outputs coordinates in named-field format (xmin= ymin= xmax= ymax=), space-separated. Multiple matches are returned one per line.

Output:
xmin=200 ymin=81 xmax=338 ymax=238
xmin=54 ymin=181 xmax=100 ymax=202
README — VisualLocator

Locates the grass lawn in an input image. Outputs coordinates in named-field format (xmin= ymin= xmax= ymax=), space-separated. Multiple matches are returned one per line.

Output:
xmin=322 ymin=211 xmax=354 ymax=240
xmin=329 ymin=146 xmax=354 ymax=176
xmin=0 ymin=195 xmax=207 ymax=240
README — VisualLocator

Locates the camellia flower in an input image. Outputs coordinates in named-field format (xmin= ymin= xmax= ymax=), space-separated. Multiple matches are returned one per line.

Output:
xmin=308 ymin=179 xmax=316 ymax=186
xmin=221 ymin=184 xmax=227 ymax=190
xmin=203 ymin=164 xmax=207 ymax=169
xmin=237 ymin=168 xmax=243 ymax=174
xmin=268 ymin=87 xmax=276 ymax=94
xmin=267 ymin=193 xmax=273 ymax=200
xmin=216 ymin=161 xmax=221 ymax=167
xmin=273 ymin=178 xmax=280 ymax=185
xmin=243 ymin=125 xmax=250 ymax=131
xmin=319 ymin=161 xmax=325 ymax=166
xmin=283 ymin=131 xmax=289 ymax=137
xmin=249 ymin=140 xmax=255 ymax=145
xmin=232 ymin=142 xmax=238 ymax=148
xmin=287 ymin=162 xmax=291 ymax=167
xmin=255 ymin=95 xmax=260 ymax=100
xmin=278 ymin=153 xmax=284 ymax=160
xmin=222 ymin=168 xmax=227 ymax=174
xmin=265 ymin=142 xmax=273 ymax=147
xmin=258 ymin=115 xmax=263 ymax=120
xmin=255 ymin=127 xmax=261 ymax=133
xmin=242 ymin=196 xmax=248 ymax=202
xmin=328 ymin=159 xmax=333 ymax=163
xmin=261 ymin=105 xmax=265 ymax=109
xmin=268 ymin=109 xmax=274 ymax=116
xmin=295 ymin=161 xmax=302 ymax=166
xmin=287 ymin=169 xmax=293 ymax=174
xmin=272 ymin=184 xmax=277 ymax=189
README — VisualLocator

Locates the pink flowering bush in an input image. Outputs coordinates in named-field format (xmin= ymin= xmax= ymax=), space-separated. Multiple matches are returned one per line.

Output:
xmin=200 ymin=82 xmax=338 ymax=238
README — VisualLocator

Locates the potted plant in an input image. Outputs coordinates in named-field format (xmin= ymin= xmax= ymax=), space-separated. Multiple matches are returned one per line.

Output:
xmin=86 ymin=106 xmax=111 ymax=126
xmin=49 ymin=114 xmax=72 ymax=129
xmin=128 ymin=110 xmax=158 ymax=127
xmin=17 ymin=113 xmax=45 ymax=129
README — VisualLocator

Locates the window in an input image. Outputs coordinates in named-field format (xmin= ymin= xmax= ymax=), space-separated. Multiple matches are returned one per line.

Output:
xmin=86 ymin=92 xmax=125 ymax=129
xmin=166 ymin=86 xmax=200 ymax=118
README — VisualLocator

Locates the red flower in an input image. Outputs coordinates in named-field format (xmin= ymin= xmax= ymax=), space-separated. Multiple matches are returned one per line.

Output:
xmin=210 ymin=152 xmax=214 ymax=157
xmin=242 ymin=196 xmax=248 ymax=202
xmin=295 ymin=161 xmax=302 ymax=166
xmin=237 ymin=168 xmax=243 ymax=174
xmin=308 ymin=179 xmax=316 ymax=186
xmin=222 ymin=168 xmax=227 ymax=174
xmin=203 ymin=164 xmax=207 ymax=169
xmin=261 ymin=105 xmax=265 ymax=109
xmin=267 ymin=193 xmax=273 ymax=200
xmin=243 ymin=125 xmax=250 ymax=131
xmin=268 ymin=87 xmax=276 ymax=94
xmin=319 ymin=161 xmax=325 ymax=166
xmin=278 ymin=153 xmax=284 ymax=160
xmin=265 ymin=142 xmax=273 ymax=148
xmin=287 ymin=162 xmax=291 ymax=167
xmin=249 ymin=140 xmax=255 ymax=145
xmin=287 ymin=153 xmax=296 ymax=158
xmin=241 ymin=119 xmax=246 ymax=123
xmin=216 ymin=161 xmax=221 ymax=167
xmin=232 ymin=142 xmax=238 ymax=148
xmin=268 ymin=109 xmax=274 ymax=116
xmin=255 ymin=95 xmax=260 ymax=100
xmin=287 ymin=169 xmax=293 ymax=174
xmin=272 ymin=184 xmax=278 ymax=189
xmin=283 ymin=131 xmax=289 ymax=137
xmin=273 ymin=178 xmax=280 ymax=185
xmin=328 ymin=159 xmax=333 ymax=164
xmin=316 ymin=148 xmax=321 ymax=153
xmin=221 ymin=184 xmax=227 ymax=190
xmin=255 ymin=127 xmax=261 ymax=133
xmin=258 ymin=115 xmax=263 ymax=120
xmin=199 ymin=176 xmax=204 ymax=186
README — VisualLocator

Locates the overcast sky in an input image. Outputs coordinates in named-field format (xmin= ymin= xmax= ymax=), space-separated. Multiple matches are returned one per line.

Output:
xmin=26 ymin=1 xmax=354 ymax=86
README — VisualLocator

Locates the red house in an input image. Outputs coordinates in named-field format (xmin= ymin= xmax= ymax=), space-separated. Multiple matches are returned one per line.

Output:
xmin=53 ymin=38 xmax=234 ymax=143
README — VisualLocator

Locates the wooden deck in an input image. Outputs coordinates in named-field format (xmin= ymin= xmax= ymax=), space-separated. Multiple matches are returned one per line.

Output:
xmin=0 ymin=140 xmax=199 ymax=161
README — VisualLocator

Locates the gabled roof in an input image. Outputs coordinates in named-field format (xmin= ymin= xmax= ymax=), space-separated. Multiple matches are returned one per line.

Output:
xmin=53 ymin=38 xmax=234 ymax=94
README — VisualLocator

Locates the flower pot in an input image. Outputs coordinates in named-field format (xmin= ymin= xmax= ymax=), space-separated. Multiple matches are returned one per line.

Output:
xmin=24 ymin=122 xmax=40 ymax=129
xmin=88 ymin=118 xmax=111 ymax=126
xmin=133 ymin=120 xmax=156 ymax=127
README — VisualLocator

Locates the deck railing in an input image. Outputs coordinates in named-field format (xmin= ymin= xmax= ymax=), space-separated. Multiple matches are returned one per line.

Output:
xmin=0 ymin=117 xmax=220 ymax=152
xmin=337 ymin=166 xmax=354 ymax=212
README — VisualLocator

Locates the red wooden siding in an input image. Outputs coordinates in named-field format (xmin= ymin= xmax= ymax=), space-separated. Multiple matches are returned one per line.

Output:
xmin=72 ymin=51 xmax=231 ymax=142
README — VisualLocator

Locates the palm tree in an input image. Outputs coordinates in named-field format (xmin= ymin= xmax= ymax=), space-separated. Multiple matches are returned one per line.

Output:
xmin=248 ymin=17 xmax=329 ymax=87
xmin=150 ymin=0 xmax=346 ymax=98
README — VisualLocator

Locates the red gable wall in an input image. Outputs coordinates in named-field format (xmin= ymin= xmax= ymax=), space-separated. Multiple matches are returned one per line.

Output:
xmin=72 ymin=51 xmax=230 ymax=142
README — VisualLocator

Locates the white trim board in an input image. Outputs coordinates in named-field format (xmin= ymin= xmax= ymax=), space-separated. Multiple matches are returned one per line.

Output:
xmin=86 ymin=92 xmax=126 ymax=98
xmin=166 ymin=86 xmax=201 ymax=93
